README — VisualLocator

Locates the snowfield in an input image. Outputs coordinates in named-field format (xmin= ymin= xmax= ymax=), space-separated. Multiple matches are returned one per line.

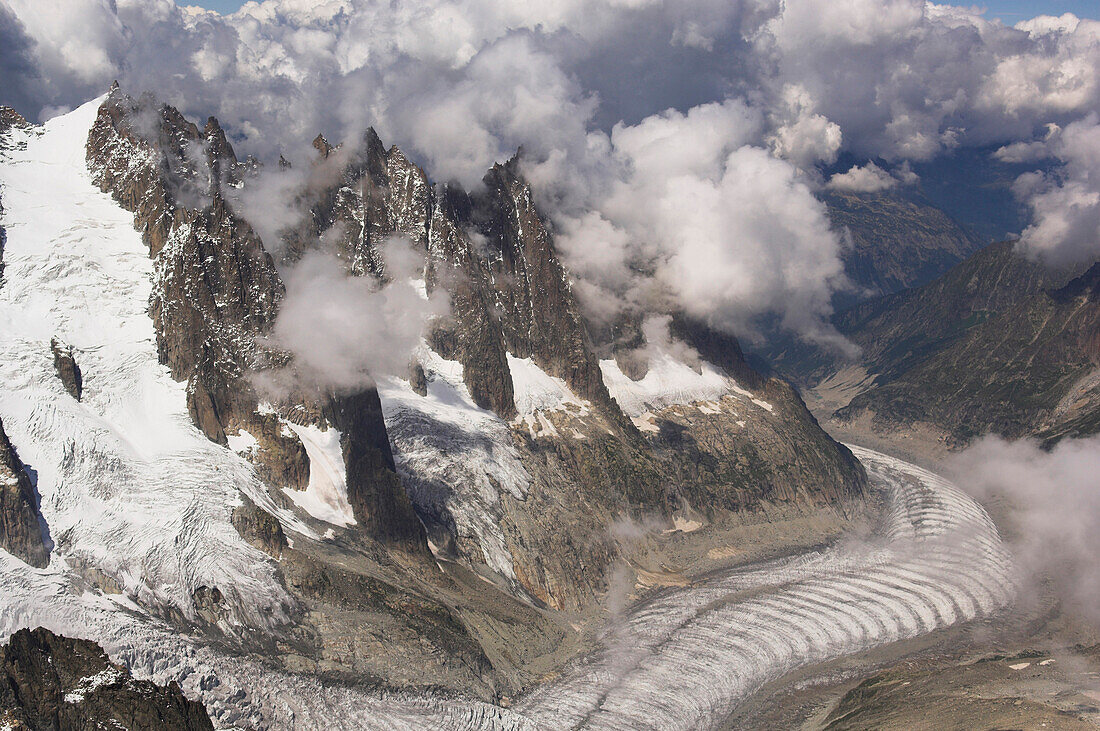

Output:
xmin=282 ymin=421 xmax=356 ymax=528
xmin=0 ymin=97 xmax=303 ymax=636
xmin=379 ymin=345 xmax=529 ymax=580
xmin=0 ymin=102 xmax=1015 ymax=730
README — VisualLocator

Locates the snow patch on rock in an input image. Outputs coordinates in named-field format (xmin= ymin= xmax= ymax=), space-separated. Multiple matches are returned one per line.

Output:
xmin=600 ymin=350 xmax=746 ymax=419
xmin=507 ymin=354 xmax=585 ymax=416
xmin=283 ymin=422 xmax=355 ymax=528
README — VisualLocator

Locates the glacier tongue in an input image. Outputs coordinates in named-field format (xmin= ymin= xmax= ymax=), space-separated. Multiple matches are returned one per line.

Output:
xmin=514 ymin=446 xmax=1016 ymax=729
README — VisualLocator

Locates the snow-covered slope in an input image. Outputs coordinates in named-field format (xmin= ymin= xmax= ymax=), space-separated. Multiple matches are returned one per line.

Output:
xmin=282 ymin=421 xmax=356 ymax=527
xmin=0 ymin=98 xmax=303 ymax=636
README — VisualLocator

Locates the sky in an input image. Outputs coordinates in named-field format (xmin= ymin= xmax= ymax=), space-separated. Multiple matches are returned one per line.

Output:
xmin=184 ymin=0 xmax=1100 ymax=22
xmin=1 ymin=0 xmax=1098 ymax=349
xmin=982 ymin=1 xmax=1099 ymax=21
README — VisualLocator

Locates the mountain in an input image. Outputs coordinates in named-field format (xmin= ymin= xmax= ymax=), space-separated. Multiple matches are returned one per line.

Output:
xmin=0 ymin=86 xmax=867 ymax=710
xmin=823 ymin=189 xmax=981 ymax=306
xmin=0 ymin=417 xmax=48 ymax=568
xmin=771 ymin=241 xmax=1100 ymax=451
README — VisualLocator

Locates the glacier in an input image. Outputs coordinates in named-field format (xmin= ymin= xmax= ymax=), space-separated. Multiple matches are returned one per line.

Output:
xmin=0 ymin=101 xmax=1015 ymax=730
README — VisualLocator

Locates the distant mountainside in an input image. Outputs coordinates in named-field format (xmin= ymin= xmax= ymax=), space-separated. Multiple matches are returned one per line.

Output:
xmin=0 ymin=86 xmax=867 ymax=709
xmin=823 ymin=190 xmax=981 ymax=306
xmin=771 ymin=241 xmax=1100 ymax=449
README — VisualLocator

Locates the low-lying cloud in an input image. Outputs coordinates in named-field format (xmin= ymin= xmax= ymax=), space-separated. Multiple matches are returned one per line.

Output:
xmin=1014 ymin=115 xmax=1100 ymax=266
xmin=267 ymin=239 xmax=449 ymax=392
xmin=946 ymin=434 xmax=1100 ymax=624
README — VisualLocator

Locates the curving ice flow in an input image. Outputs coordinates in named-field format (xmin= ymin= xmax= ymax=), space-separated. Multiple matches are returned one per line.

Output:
xmin=514 ymin=446 xmax=1016 ymax=730
xmin=0 ymin=100 xmax=1014 ymax=730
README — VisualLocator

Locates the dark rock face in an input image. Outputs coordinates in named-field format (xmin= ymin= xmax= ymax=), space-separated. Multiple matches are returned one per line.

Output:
xmin=669 ymin=313 xmax=766 ymax=390
xmin=0 ymin=627 xmax=213 ymax=731
xmin=245 ymin=412 xmax=309 ymax=492
xmin=472 ymin=160 xmax=616 ymax=413
xmin=49 ymin=339 xmax=82 ymax=401
xmin=427 ymin=186 xmax=517 ymax=417
xmin=0 ymin=107 xmax=27 ymax=284
xmin=0 ymin=418 xmax=49 ymax=569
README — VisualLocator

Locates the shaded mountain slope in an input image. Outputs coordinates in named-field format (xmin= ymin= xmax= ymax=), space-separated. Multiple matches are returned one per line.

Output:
xmin=772 ymin=241 xmax=1100 ymax=449
xmin=824 ymin=190 xmax=981 ymax=305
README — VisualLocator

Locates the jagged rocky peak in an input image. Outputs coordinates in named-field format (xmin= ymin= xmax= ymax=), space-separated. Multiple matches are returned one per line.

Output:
xmin=287 ymin=125 xmax=432 ymax=274
xmin=471 ymin=156 xmax=613 ymax=410
xmin=291 ymin=131 xmax=616 ymax=424
xmin=0 ymin=106 xmax=29 ymax=131
xmin=85 ymin=86 xmax=429 ymax=553
xmin=0 ymin=418 xmax=49 ymax=568
xmin=0 ymin=627 xmax=213 ymax=730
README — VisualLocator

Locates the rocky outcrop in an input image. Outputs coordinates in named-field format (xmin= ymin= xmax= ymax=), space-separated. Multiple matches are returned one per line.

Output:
xmin=231 ymin=496 xmax=287 ymax=557
xmin=0 ymin=627 xmax=213 ymax=730
xmin=0 ymin=107 xmax=30 ymax=155
xmin=49 ymin=339 xmax=82 ymax=401
xmin=0 ymin=107 xmax=28 ymax=284
xmin=324 ymin=389 xmax=426 ymax=548
xmin=427 ymin=185 xmax=517 ymax=416
xmin=0 ymin=418 xmax=48 ymax=568
xmin=472 ymin=160 xmax=618 ymax=413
